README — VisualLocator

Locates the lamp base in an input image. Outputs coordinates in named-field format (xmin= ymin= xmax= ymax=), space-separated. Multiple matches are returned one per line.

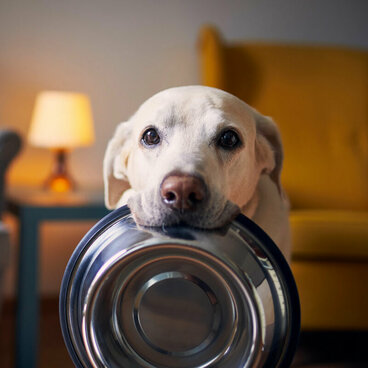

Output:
xmin=44 ymin=149 xmax=75 ymax=193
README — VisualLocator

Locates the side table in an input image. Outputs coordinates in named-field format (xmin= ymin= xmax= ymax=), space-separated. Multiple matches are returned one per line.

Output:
xmin=6 ymin=186 xmax=110 ymax=368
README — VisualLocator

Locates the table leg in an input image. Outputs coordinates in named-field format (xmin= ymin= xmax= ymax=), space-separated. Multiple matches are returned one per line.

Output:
xmin=15 ymin=208 xmax=39 ymax=368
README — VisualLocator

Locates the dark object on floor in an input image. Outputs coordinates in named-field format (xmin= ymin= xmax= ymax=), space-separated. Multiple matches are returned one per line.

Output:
xmin=293 ymin=330 xmax=368 ymax=367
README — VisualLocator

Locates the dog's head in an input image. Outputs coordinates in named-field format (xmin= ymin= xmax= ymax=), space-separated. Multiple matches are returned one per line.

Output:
xmin=104 ymin=86 xmax=282 ymax=228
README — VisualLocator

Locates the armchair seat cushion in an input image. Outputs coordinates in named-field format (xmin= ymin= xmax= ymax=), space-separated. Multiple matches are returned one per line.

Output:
xmin=290 ymin=210 xmax=368 ymax=261
xmin=290 ymin=210 xmax=368 ymax=329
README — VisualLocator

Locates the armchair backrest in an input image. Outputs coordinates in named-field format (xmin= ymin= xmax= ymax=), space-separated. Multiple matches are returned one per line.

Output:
xmin=199 ymin=26 xmax=368 ymax=210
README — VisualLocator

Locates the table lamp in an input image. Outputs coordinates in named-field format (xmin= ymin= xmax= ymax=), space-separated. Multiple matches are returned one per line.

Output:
xmin=28 ymin=91 xmax=95 ymax=192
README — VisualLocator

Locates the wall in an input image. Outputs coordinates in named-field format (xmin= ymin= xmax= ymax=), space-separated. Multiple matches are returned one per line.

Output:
xmin=1 ymin=0 xmax=367 ymax=296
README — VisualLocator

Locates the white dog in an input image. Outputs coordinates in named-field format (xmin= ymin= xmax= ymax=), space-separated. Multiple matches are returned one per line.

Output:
xmin=104 ymin=86 xmax=291 ymax=260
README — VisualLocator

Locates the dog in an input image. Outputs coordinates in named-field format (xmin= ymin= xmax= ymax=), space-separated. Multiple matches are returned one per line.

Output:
xmin=104 ymin=86 xmax=291 ymax=260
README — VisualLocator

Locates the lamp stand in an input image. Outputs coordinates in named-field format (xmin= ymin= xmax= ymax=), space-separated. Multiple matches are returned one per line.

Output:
xmin=44 ymin=149 xmax=75 ymax=192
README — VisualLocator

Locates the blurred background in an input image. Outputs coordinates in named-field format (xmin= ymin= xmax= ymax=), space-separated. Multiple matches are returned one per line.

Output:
xmin=0 ymin=0 xmax=367 ymax=367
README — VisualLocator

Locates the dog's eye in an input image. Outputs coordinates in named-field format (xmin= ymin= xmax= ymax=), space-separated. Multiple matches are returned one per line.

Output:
xmin=142 ymin=128 xmax=160 ymax=146
xmin=217 ymin=129 xmax=241 ymax=150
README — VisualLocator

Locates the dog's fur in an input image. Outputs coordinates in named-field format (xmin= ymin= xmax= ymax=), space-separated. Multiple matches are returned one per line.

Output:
xmin=104 ymin=86 xmax=291 ymax=260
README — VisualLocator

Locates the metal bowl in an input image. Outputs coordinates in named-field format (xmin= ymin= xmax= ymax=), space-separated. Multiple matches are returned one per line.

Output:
xmin=60 ymin=206 xmax=300 ymax=368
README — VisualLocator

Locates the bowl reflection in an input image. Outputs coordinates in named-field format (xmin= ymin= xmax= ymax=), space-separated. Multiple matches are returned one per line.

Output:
xmin=60 ymin=206 xmax=300 ymax=368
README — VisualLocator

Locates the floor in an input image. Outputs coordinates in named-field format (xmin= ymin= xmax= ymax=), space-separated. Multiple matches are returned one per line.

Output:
xmin=0 ymin=298 xmax=367 ymax=368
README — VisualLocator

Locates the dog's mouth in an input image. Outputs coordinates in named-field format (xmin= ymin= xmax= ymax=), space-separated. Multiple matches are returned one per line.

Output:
xmin=127 ymin=191 xmax=241 ymax=230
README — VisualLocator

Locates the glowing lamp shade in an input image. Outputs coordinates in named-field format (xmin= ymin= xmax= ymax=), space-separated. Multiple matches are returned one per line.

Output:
xmin=29 ymin=91 xmax=94 ymax=148
xmin=28 ymin=91 xmax=95 ymax=192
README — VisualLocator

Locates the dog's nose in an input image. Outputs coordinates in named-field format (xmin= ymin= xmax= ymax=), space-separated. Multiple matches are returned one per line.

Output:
xmin=161 ymin=174 xmax=206 ymax=211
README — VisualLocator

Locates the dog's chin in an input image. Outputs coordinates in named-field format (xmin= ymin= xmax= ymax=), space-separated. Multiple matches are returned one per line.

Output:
xmin=127 ymin=193 xmax=240 ymax=230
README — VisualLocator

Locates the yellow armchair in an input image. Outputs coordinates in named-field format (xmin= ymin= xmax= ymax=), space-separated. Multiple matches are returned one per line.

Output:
xmin=198 ymin=25 xmax=368 ymax=330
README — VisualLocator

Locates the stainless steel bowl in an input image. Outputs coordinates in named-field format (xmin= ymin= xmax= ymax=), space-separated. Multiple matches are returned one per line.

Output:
xmin=60 ymin=206 xmax=300 ymax=368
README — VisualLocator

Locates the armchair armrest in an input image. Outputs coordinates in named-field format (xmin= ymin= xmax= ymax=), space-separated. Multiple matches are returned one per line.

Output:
xmin=0 ymin=129 xmax=22 ymax=216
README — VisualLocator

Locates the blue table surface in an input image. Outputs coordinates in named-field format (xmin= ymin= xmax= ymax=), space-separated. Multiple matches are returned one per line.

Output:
xmin=6 ymin=185 xmax=107 ymax=209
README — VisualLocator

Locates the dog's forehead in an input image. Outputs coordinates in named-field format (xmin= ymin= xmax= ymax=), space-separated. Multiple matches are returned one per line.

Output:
xmin=132 ymin=86 xmax=254 ymax=132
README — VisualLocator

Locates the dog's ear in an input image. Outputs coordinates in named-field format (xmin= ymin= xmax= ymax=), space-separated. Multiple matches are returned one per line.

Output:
xmin=254 ymin=112 xmax=283 ymax=194
xmin=103 ymin=121 xmax=132 ymax=209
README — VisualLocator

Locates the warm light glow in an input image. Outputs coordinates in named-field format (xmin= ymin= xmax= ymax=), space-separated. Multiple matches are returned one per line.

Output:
xmin=48 ymin=176 xmax=73 ymax=193
xmin=28 ymin=91 xmax=95 ymax=148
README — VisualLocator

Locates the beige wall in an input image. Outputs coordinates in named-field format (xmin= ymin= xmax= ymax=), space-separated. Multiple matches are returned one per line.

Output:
xmin=1 ymin=0 xmax=367 ymax=296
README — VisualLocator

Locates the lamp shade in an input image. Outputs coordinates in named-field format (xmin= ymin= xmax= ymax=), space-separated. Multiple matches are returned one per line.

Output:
xmin=28 ymin=91 xmax=95 ymax=149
